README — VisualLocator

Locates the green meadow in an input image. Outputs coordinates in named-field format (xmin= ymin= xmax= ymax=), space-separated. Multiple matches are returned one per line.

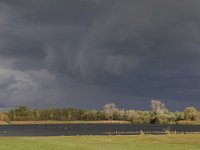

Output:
xmin=0 ymin=134 xmax=199 ymax=150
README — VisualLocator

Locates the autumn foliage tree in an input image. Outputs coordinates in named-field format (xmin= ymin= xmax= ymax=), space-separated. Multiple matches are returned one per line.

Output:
xmin=184 ymin=107 xmax=200 ymax=121
xmin=2 ymin=101 xmax=200 ymax=124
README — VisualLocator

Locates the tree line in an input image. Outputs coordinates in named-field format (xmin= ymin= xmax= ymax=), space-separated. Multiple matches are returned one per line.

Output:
xmin=0 ymin=100 xmax=200 ymax=124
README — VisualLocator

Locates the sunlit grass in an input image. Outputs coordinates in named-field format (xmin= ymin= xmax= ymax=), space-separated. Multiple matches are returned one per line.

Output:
xmin=0 ymin=134 xmax=199 ymax=150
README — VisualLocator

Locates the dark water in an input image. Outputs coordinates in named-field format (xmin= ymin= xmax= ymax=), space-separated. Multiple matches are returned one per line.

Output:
xmin=0 ymin=124 xmax=200 ymax=136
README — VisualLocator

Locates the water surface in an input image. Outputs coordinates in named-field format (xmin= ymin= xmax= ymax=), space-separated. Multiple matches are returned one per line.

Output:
xmin=0 ymin=124 xmax=199 ymax=136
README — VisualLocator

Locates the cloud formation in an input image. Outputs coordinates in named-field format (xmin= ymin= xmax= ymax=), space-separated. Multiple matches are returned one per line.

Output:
xmin=0 ymin=0 xmax=200 ymax=110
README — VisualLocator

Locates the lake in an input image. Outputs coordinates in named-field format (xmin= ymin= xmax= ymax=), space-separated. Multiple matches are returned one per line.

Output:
xmin=0 ymin=124 xmax=200 ymax=136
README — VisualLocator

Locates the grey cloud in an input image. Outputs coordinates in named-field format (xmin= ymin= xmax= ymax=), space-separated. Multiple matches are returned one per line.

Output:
xmin=0 ymin=74 xmax=16 ymax=90
xmin=1 ymin=0 xmax=100 ymax=26
xmin=0 ymin=70 xmax=35 ymax=107
xmin=0 ymin=0 xmax=200 ymax=110
xmin=70 ymin=0 xmax=200 ymax=109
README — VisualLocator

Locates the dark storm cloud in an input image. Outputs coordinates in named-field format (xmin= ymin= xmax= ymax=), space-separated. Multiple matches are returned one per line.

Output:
xmin=75 ymin=0 xmax=200 ymax=102
xmin=1 ymin=0 xmax=200 ymax=110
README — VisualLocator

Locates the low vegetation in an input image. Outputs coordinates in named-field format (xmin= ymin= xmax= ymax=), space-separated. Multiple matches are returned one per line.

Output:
xmin=0 ymin=100 xmax=200 ymax=124
xmin=0 ymin=135 xmax=200 ymax=150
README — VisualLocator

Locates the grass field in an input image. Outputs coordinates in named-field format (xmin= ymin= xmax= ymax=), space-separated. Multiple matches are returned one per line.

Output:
xmin=0 ymin=134 xmax=199 ymax=150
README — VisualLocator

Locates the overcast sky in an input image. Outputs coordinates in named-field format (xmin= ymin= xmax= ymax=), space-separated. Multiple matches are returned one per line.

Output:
xmin=0 ymin=0 xmax=200 ymax=111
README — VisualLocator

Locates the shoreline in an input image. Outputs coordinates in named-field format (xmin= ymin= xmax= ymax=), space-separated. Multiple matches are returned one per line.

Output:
xmin=0 ymin=120 xmax=131 ymax=125
xmin=1 ymin=120 xmax=200 ymax=125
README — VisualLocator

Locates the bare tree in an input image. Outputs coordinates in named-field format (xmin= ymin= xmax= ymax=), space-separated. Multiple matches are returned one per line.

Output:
xmin=151 ymin=100 xmax=168 ymax=115
xmin=103 ymin=103 xmax=119 ymax=120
